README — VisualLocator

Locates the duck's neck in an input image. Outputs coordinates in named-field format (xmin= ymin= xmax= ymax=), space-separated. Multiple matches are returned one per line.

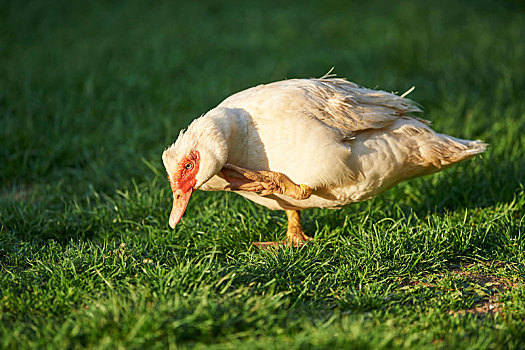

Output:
xmin=200 ymin=107 xmax=249 ymax=160
xmin=190 ymin=107 xmax=249 ymax=187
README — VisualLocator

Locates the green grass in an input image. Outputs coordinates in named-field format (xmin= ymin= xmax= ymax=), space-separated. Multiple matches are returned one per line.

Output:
xmin=1 ymin=0 xmax=525 ymax=348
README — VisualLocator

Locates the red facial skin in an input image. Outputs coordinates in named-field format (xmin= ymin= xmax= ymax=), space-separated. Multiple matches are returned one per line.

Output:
xmin=168 ymin=150 xmax=200 ymax=228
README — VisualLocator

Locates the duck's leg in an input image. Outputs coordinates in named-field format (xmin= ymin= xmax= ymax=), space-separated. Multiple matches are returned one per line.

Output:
xmin=221 ymin=163 xmax=312 ymax=200
xmin=251 ymin=210 xmax=311 ymax=249
xmin=221 ymin=164 xmax=312 ymax=249
xmin=285 ymin=210 xmax=312 ymax=245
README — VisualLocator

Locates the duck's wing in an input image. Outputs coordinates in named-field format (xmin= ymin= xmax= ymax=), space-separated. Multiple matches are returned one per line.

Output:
xmin=302 ymin=78 xmax=424 ymax=139
xmin=219 ymin=78 xmax=424 ymax=140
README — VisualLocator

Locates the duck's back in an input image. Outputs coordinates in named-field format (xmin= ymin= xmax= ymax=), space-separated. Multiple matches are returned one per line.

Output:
xmin=218 ymin=78 xmax=422 ymax=138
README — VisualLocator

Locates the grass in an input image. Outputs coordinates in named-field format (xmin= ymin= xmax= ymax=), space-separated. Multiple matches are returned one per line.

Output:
xmin=1 ymin=0 xmax=525 ymax=348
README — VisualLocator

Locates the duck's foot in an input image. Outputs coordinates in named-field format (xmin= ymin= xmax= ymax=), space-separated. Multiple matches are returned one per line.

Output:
xmin=221 ymin=164 xmax=312 ymax=200
xmin=252 ymin=210 xmax=312 ymax=250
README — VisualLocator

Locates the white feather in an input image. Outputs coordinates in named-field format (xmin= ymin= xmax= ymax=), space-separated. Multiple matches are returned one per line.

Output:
xmin=163 ymin=77 xmax=487 ymax=211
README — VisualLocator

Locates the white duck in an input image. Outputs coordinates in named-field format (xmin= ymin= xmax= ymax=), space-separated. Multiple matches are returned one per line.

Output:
xmin=162 ymin=76 xmax=486 ymax=247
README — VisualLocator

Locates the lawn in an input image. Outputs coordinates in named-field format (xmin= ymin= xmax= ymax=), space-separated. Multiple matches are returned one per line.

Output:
xmin=1 ymin=0 xmax=525 ymax=348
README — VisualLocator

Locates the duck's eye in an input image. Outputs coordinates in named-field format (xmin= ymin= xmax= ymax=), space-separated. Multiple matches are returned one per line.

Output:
xmin=185 ymin=162 xmax=193 ymax=170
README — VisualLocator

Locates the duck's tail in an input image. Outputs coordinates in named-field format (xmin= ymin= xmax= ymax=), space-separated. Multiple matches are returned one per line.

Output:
xmin=422 ymin=134 xmax=487 ymax=169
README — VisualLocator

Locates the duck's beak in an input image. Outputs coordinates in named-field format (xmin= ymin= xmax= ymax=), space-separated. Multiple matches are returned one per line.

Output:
xmin=169 ymin=188 xmax=193 ymax=228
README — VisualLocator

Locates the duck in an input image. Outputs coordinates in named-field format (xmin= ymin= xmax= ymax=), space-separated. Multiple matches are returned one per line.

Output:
xmin=162 ymin=75 xmax=486 ymax=248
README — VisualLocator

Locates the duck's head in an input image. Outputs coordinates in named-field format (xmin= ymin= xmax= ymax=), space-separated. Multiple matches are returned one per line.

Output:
xmin=162 ymin=116 xmax=228 ymax=228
